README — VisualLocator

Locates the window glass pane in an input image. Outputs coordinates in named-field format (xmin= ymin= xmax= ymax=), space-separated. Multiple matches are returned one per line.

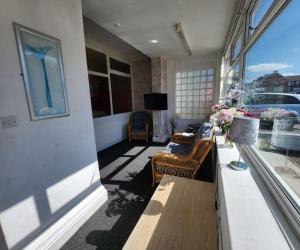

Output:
xmin=225 ymin=63 xmax=240 ymax=95
xmin=250 ymin=0 xmax=274 ymax=35
xmin=109 ymin=58 xmax=131 ymax=74
xmin=208 ymin=69 xmax=214 ymax=75
xmin=86 ymin=47 xmax=107 ymax=74
xmin=110 ymin=74 xmax=132 ymax=114
xmin=232 ymin=34 xmax=242 ymax=60
xmin=244 ymin=0 xmax=300 ymax=206
xmin=175 ymin=68 xmax=215 ymax=118
xmin=201 ymin=69 xmax=207 ymax=76
xmin=88 ymin=74 xmax=111 ymax=117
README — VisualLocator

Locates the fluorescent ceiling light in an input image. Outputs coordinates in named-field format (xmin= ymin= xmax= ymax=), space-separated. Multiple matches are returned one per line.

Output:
xmin=175 ymin=23 xmax=192 ymax=56
xmin=150 ymin=39 xmax=159 ymax=43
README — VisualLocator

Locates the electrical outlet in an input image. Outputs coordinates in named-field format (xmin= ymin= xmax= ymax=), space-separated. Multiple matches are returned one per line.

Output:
xmin=0 ymin=116 xmax=17 ymax=129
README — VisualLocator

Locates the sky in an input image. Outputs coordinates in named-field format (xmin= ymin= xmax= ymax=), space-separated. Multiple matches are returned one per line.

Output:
xmin=245 ymin=0 xmax=300 ymax=83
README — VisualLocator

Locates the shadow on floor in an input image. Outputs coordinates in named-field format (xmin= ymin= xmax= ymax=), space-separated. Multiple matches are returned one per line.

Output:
xmin=61 ymin=140 xmax=162 ymax=250
xmin=61 ymin=139 xmax=214 ymax=250
xmin=85 ymin=162 xmax=157 ymax=250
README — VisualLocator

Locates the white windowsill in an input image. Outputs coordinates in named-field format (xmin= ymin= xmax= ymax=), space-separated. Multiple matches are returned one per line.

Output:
xmin=215 ymin=130 xmax=290 ymax=250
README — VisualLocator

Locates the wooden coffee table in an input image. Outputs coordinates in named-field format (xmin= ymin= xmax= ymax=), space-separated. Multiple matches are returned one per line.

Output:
xmin=123 ymin=175 xmax=217 ymax=250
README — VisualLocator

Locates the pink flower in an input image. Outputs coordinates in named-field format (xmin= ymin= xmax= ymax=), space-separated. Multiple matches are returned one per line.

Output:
xmin=211 ymin=103 xmax=228 ymax=113
xmin=216 ymin=109 xmax=234 ymax=122
xmin=237 ymin=108 xmax=253 ymax=117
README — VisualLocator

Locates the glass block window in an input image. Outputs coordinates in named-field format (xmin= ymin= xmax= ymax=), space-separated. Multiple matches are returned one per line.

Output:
xmin=176 ymin=68 xmax=215 ymax=119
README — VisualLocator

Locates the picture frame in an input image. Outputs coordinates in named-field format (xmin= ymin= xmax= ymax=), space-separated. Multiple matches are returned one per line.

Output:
xmin=14 ymin=23 xmax=69 ymax=120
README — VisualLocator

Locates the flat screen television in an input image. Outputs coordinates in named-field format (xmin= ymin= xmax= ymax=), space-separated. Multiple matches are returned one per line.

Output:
xmin=144 ymin=93 xmax=168 ymax=110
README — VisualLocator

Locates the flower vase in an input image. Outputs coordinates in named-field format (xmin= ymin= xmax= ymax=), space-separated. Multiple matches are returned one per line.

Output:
xmin=224 ymin=131 xmax=233 ymax=148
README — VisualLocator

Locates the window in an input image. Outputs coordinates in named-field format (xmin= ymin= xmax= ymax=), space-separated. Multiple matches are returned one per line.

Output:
xmin=109 ymin=58 xmax=132 ymax=114
xmin=225 ymin=63 xmax=240 ymax=96
xmin=89 ymin=75 xmax=111 ymax=117
xmin=86 ymin=48 xmax=132 ymax=117
xmin=176 ymin=68 xmax=214 ymax=119
xmin=244 ymin=0 xmax=300 ymax=209
xmin=231 ymin=33 xmax=242 ymax=63
xmin=110 ymin=58 xmax=131 ymax=74
xmin=86 ymin=47 xmax=107 ymax=74
xmin=248 ymin=0 xmax=275 ymax=36
xmin=110 ymin=74 xmax=132 ymax=114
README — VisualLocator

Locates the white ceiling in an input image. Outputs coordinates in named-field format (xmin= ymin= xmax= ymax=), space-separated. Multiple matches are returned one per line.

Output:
xmin=82 ymin=0 xmax=238 ymax=59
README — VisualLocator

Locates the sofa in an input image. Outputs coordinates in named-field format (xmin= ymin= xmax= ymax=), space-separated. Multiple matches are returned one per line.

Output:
xmin=172 ymin=116 xmax=204 ymax=133
xmin=151 ymin=123 xmax=214 ymax=185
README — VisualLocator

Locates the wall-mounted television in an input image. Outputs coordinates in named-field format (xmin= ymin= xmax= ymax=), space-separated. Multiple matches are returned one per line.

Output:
xmin=144 ymin=93 xmax=168 ymax=110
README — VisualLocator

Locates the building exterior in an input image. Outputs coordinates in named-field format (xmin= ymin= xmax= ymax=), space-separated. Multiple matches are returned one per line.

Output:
xmin=246 ymin=71 xmax=300 ymax=94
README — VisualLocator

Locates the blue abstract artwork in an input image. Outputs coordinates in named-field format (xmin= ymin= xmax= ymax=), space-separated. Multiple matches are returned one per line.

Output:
xmin=14 ymin=23 xmax=69 ymax=120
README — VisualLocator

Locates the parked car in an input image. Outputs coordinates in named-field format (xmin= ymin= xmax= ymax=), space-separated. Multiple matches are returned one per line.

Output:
xmin=244 ymin=93 xmax=300 ymax=116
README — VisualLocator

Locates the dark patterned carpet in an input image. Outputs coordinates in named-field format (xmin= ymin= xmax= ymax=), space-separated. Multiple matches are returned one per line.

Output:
xmin=61 ymin=140 xmax=214 ymax=250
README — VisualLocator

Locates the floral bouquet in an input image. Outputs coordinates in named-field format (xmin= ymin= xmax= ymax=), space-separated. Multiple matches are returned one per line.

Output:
xmin=214 ymin=108 xmax=244 ymax=134
xmin=260 ymin=108 xmax=297 ymax=121
xmin=211 ymin=103 xmax=228 ymax=113
xmin=259 ymin=108 xmax=298 ymax=130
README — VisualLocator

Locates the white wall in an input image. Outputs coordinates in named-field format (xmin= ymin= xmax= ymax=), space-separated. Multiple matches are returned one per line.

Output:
xmin=93 ymin=112 xmax=131 ymax=151
xmin=83 ymin=17 xmax=149 ymax=151
xmin=0 ymin=0 xmax=105 ymax=249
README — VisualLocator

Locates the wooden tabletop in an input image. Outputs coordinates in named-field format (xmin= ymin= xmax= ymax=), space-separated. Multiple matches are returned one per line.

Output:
xmin=123 ymin=175 xmax=217 ymax=250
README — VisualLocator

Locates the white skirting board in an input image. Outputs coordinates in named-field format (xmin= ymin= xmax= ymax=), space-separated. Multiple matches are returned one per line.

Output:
xmin=24 ymin=185 xmax=108 ymax=250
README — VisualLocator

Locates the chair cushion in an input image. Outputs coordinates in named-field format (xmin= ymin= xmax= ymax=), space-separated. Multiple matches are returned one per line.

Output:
xmin=163 ymin=142 xmax=194 ymax=155
xmin=132 ymin=111 xmax=147 ymax=130
xmin=200 ymin=122 xmax=213 ymax=139
xmin=185 ymin=123 xmax=203 ymax=133
xmin=132 ymin=129 xmax=145 ymax=133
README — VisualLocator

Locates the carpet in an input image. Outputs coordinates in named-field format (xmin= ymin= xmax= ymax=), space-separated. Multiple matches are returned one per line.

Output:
xmin=61 ymin=140 xmax=214 ymax=250
xmin=61 ymin=141 xmax=166 ymax=250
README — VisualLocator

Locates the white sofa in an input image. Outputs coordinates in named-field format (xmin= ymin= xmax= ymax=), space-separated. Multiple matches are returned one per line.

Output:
xmin=172 ymin=116 xmax=204 ymax=133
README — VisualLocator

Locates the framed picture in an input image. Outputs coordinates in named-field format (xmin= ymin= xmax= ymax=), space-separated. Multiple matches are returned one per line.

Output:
xmin=14 ymin=23 xmax=69 ymax=120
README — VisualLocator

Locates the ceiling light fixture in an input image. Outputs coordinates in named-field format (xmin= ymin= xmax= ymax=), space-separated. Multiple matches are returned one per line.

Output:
xmin=175 ymin=23 xmax=192 ymax=56
xmin=150 ymin=39 xmax=159 ymax=44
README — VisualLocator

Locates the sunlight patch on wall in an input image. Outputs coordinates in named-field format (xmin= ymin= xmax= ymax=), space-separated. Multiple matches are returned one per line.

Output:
xmin=0 ymin=196 xmax=40 ymax=248
xmin=46 ymin=162 xmax=99 ymax=213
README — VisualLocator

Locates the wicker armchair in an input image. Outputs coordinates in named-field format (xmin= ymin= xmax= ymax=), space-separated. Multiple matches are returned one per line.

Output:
xmin=151 ymin=136 xmax=215 ymax=185
xmin=171 ymin=133 xmax=197 ymax=144
xmin=128 ymin=111 xmax=150 ymax=142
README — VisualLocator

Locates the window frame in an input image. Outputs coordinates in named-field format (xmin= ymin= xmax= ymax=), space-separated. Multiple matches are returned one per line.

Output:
xmin=246 ymin=0 xmax=277 ymax=39
xmin=86 ymin=45 xmax=133 ymax=118
xmin=244 ymin=145 xmax=300 ymax=236
xmin=222 ymin=0 xmax=300 ymax=236
xmin=230 ymin=28 xmax=243 ymax=65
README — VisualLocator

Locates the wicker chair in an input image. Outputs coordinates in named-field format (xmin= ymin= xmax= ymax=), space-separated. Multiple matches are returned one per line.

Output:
xmin=151 ymin=135 xmax=215 ymax=186
xmin=128 ymin=111 xmax=150 ymax=142
xmin=171 ymin=133 xmax=197 ymax=144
